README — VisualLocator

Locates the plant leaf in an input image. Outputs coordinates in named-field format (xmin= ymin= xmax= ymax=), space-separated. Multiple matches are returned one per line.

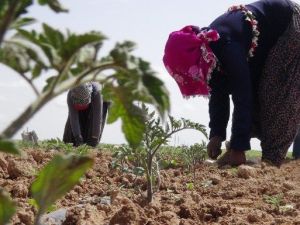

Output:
xmin=0 ymin=189 xmax=16 ymax=225
xmin=31 ymin=154 xmax=93 ymax=215
xmin=37 ymin=0 xmax=68 ymax=13
xmin=0 ymin=139 xmax=21 ymax=155
xmin=42 ymin=23 xmax=65 ymax=50
xmin=62 ymin=32 xmax=105 ymax=61
xmin=141 ymin=67 xmax=170 ymax=116
xmin=122 ymin=104 xmax=145 ymax=148
xmin=9 ymin=17 xmax=36 ymax=29
xmin=32 ymin=63 xmax=43 ymax=78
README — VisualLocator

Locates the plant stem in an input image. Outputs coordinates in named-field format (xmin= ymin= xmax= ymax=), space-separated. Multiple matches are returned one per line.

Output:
xmin=20 ymin=73 xmax=40 ymax=96
xmin=146 ymin=151 xmax=153 ymax=203
xmin=0 ymin=0 xmax=19 ymax=46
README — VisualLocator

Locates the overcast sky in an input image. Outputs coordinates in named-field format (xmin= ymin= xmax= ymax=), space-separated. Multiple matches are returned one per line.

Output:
xmin=1 ymin=0 xmax=298 ymax=150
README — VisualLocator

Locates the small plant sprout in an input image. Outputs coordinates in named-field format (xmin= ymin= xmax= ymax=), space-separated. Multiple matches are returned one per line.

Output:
xmin=141 ymin=105 xmax=207 ymax=203
xmin=186 ymin=182 xmax=194 ymax=191
xmin=263 ymin=194 xmax=284 ymax=209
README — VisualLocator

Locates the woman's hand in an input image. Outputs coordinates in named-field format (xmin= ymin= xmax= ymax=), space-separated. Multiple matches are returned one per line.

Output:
xmin=207 ymin=136 xmax=223 ymax=159
xmin=74 ymin=135 xmax=83 ymax=147
xmin=87 ymin=136 xmax=99 ymax=147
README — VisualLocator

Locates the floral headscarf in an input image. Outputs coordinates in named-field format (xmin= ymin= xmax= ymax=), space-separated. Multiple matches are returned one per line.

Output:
xmin=163 ymin=25 xmax=220 ymax=97
xmin=70 ymin=82 xmax=93 ymax=110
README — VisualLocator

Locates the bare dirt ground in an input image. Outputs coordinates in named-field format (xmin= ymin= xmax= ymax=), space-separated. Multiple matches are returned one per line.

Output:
xmin=0 ymin=148 xmax=299 ymax=225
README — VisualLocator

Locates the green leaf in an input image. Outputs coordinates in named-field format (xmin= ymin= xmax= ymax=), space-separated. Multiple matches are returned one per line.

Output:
xmin=186 ymin=182 xmax=194 ymax=191
xmin=0 ymin=139 xmax=21 ymax=155
xmin=0 ymin=41 xmax=31 ymax=73
xmin=142 ymin=74 xmax=170 ymax=116
xmin=62 ymin=32 xmax=105 ymax=60
xmin=107 ymin=101 xmax=122 ymax=124
xmin=0 ymin=1 xmax=8 ymax=16
xmin=32 ymin=63 xmax=43 ymax=78
xmin=37 ymin=0 xmax=68 ymax=13
xmin=110 ymin=41 xmax=136 ymax=67
xmin=18 ymin=28 xmax=56 ymax=66
xmin=42 ymin=23 xmax=64 ymax=50
xmin=31 ymin=154 xmax=93 ymax=215
xmin=42 ymin=75 xmax=56 ymax=92
xmin=9 ymin=17 xmax=36 ymax=29
xmin=122 ymin=104 xmax=145 ymax=148
xmin=14 ymin=0 xmax=33 ymax=17
xmin=0 ymin=189 xmax=16 ymax=225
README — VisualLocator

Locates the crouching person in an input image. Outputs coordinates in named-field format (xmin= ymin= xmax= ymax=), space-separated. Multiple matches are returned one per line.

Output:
xmin=63 ymin=82 xmax=109 ymax=147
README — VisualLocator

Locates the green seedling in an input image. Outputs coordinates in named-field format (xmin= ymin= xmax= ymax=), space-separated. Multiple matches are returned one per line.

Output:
xmin=112 ymin=105 xmax=207 ymax=203
xmin=186 ymin=182 xmax=194 ymax=191
xmin=263 ymin=194 xmax=284 ymax=209
xmin=181 ymin=143 xmax=207 ymax=181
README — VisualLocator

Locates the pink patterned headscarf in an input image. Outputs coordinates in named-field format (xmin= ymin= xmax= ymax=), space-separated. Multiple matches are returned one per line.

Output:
xmin=163 ymin=25 xmax=220 ymax=97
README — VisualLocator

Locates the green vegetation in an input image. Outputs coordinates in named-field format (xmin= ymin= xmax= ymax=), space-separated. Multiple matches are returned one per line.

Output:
xmin=31 ymin=154 xmax=93 ymax=225
xmin=263 ymin=194 xmax=284 ymax=209
xmin=0 ymin=0 xmax=168 ymax=223
xmin=0 ymin=189 xmax=16 ymax=225
xmin=246 ymin=150 xmax=293 ymax=159
xmin=181 ymin=143 xmax=207 ymax=181
xmin=112 ymin=105 xmax=207 ymax=203
xmin=0 ymin=0 xmax=169 ymax=148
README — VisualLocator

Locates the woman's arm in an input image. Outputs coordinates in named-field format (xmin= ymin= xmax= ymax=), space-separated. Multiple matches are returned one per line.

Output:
xmin=219 ymin=41 xmax=253 ymax=151
xmin=209 ymin=69 xmax=230 ymax=141
xmin=67 ymin=92 xmax=82 ymax=144
xmin=90 ymin=83 xmax=103 ymax=143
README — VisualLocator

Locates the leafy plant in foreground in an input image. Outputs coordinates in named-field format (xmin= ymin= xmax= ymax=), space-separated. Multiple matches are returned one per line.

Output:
xmin=0 ymin=0 xmax=169 ymax=149
xmin=31 ymin=154 xmax=93 ymax=225
xmin=0 ymin=139 xmax=21 ymax=155
xmin=0 ymin=0 xmax=169 ymax=222
xmin=0 ymin=189 xmax=16 ymax=225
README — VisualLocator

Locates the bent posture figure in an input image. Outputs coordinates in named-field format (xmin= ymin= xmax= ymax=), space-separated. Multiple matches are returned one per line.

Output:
xmin=63 ymin=82 xmax=109 ymax=147
xmin=163 ymin=0 xmax=300 ymax=166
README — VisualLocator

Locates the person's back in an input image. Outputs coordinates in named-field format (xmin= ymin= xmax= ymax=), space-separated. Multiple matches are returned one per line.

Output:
xmin=63 ymin=82 xmax=109 ymax=147
xmin=210 ymin=0 xmax=294 ymax=80
xmin=163 ymin=0 xmax=300 ymax=166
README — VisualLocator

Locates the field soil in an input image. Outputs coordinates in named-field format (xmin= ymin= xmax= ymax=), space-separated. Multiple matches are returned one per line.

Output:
xmin=0 ymin=148 xmax=299 ymax=225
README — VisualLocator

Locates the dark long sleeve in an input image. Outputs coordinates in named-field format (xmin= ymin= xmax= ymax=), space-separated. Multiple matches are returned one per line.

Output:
xmin=67 ymin=92 xmax=81 ymax=138
xmin=221 ymin=42 xmax=252 ymax=150
xmin=210 ymin=41 xmax=252 ymax=150
xmin=208 ymin=70 xmax=230 ymax=141
xmin=90 ymin=84 xmax=103 ymax=139
xmin=207 ymin=0 xmax=293 ymax=150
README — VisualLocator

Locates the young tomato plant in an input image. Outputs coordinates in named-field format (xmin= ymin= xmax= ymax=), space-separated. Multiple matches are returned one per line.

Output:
xmin=142 ymin=105 xmax=207 ymax=202
xmin=111 ymin=106 xmax=207 ymax=203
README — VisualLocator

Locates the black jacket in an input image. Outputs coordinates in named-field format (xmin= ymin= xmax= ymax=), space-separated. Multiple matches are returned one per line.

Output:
xmin=208 ymin=0 xmax=294 ymax=150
